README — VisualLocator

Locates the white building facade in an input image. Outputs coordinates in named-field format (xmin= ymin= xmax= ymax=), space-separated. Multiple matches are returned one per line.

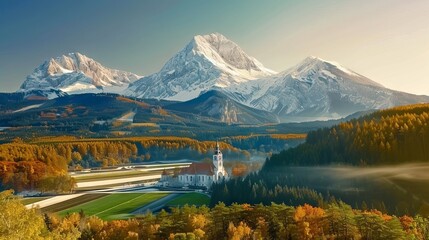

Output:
xmin=158 ymin=141 xmax=228 ymax=189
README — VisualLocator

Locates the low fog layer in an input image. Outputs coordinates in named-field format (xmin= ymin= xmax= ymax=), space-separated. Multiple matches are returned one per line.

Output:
xmin=290 ymin=163 xmax=429 ymax=181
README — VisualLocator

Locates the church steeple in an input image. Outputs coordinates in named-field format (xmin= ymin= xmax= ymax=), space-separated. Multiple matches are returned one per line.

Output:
xmin=213 ymin=140 xmax=227 ymax=181
xmin=213 ymin=141 xmax=222 ymax=165
xmin=215 ymin=140 xmax=220 ymax=155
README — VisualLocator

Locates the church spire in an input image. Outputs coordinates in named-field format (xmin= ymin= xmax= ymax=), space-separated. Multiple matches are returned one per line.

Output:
xmin=215 ymin=140 xmax=221 ymax=155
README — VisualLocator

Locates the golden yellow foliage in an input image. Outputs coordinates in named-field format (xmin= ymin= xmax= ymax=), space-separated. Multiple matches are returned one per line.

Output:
xmin=116 ymin=96 xmax=150 ymax=109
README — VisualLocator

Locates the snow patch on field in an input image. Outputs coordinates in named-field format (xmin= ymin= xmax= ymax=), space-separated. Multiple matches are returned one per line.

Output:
xmin=76 ymin=174 xmax=161 ymax=188
xmin=13 ymin=103 xmax=44 ymax=113
xmin=117 ymin=111 xmax=136 ymax=122
xmin=26 ymin=194 xmax=84 ymax=209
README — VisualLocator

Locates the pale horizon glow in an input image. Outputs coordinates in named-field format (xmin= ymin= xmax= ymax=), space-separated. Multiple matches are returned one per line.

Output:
xmin=0 ymin=0 xmax=428 ymax=95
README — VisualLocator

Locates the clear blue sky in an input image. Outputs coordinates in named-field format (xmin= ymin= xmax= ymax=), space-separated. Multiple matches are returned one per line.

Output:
xmin=1 ymin=0 xmax=428 ymax=94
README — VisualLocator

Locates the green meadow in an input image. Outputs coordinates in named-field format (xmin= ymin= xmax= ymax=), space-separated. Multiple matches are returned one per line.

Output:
xmin=166 ymin=193 xmax=210 ymax=207
xmin=59 ymin=193 xmax=167 ymax=220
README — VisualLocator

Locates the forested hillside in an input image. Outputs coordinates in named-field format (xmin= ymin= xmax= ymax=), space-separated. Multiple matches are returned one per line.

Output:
xmin=264 ymin=103 xmax=429 ymax=167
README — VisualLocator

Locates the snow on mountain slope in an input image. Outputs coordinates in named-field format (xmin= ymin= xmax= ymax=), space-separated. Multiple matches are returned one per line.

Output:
xmin=124 ymin=33 xmax=276 ymax=101
xmin=19 ymin=52 xmax=140 ymax=95
xmin=225 ymin=56 xmax=429 ymax=121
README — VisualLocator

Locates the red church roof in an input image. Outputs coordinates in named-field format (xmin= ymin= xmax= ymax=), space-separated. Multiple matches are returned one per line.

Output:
xmin=179 ymin=162 xmax=214 ymax=175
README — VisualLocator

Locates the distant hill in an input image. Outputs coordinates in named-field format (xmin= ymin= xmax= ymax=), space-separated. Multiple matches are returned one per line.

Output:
xmin=0 ymin=93 xmax=174 ymax=131
xmin=264 ymin=103 xmax=429 ymax=168
xmin=0 ymin=93 xmax=311 ymax=141
xmin=165 ymin=90 xmax=278 ymax=124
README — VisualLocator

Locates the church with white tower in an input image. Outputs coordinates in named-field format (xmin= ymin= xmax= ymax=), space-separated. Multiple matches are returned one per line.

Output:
xmin=158 ymin=141 xmax=229 ymax=189
xmin=212 ymin=141 xmax=227 ymax=181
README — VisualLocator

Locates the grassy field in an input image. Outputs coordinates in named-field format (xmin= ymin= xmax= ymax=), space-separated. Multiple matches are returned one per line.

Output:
xmin=59 ymin=193 xmax=167 ymax=220
xmin=166 ymin=193 xmax=210 ymax=207
xmin=21 ymin=197 xmax=49 ymax=205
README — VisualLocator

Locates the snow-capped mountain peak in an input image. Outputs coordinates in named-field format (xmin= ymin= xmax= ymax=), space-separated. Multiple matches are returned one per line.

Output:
xmin=285 ymin=56 xmax=383 ymax=88
xmin=190 ymin=33 xmax=276 ymax=77
xmin=124 ymin=33 xmax=276 ymax=101
xmin=224 ymin=56 xmax=415 ymax=121
xmin=17 ymin=36 xmax=428 ymax=121
xmin=19 ymin=52 xmax=141 ymax=95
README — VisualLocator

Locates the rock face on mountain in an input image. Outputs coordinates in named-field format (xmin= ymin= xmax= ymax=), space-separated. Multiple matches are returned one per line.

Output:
xmin=165 ymin=90 xmax=278 ymax=124
xmin=19 ymin=52 xmax=140 ymax=95
xmin=225 ymin=56 xmax=429 ymax=121
xmin=124 ymin=33 xmax=276 ymax=101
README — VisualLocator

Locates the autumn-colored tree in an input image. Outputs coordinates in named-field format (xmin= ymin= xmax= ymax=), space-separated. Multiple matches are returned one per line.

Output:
xmin=0 ymin=190 xmax=46 ymax=239
xmin=71 ymin=151 xmax=82 ymax=161
xmin=38 ymin=175 xmax=76 ymax=193
xmin=227 ymin=221 xmax=252 ymax=240
xmin=231 ymin=163 xmax=248 ymax=177
xmin=145 ymin=152 xmax=151 ymax=161
xmin=293 ymin=204 xmax=325 ymax=239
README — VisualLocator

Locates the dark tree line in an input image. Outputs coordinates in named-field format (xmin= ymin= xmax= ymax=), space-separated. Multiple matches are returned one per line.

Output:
xmin=211 ymin=173 xmax=324 ymax=208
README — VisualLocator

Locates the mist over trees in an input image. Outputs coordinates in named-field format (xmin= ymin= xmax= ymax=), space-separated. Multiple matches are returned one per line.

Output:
xmin=212 ymin=104 xmax=429 ymax=217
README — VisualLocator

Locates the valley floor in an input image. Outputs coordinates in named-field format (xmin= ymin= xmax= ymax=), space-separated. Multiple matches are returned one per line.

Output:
xmin=24 ymin=161 xmax=210 ymax=220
